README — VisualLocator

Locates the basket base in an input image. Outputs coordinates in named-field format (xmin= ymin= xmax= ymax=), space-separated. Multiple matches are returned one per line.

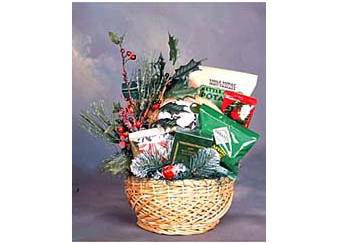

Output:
xmin=136 ymin=219 xmax=220 ymax=235
xmin=125 ymin=177 xmax=234 ymax=236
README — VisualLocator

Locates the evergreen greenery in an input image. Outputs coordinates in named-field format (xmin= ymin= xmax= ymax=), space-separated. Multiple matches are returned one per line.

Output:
xmin=79 ymin=101 xmax=121 ymax=145
xmin=101 ymin=151 xmax=132 ymax=176
xmin=130 ymin=148 xmax=233 ymax=180
xmin=80 ymin=31 xmax=211 ymax=178
xmin=130 ymin=149 xmax=167 ymax=178
xmin=184 ymin=148 xmax=232 ymax=179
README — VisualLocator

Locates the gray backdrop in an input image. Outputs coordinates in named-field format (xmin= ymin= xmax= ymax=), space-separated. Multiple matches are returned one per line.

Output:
xmin=72 ymin=2 xmax=266 ymax=242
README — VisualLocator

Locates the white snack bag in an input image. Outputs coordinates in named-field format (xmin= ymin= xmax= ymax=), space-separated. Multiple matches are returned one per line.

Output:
xmin=188 ymin=65 xmax=258 ymax=108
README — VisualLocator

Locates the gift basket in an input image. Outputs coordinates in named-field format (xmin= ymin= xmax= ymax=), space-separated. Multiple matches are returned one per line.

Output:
xmin=80 ymin=31 xmax=260 ymax=235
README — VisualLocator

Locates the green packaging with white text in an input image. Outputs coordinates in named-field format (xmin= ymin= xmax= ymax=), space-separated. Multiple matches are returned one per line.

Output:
xmin=198 ymin=104 xmax=260 ymax=177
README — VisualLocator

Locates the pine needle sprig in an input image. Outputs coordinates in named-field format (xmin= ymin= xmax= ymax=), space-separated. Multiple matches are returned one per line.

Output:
xmin=91 ymin=101 xmax=110 ymax=127
xmin=184 ymin=148 xmax=231 ymax=179
xmin=101 ymin=151 xmax=132 ymax=175
xmin=130 ymin=149 xmax=166 ymax=178
xmin=79 ymin=100 xmax=120 ymax=145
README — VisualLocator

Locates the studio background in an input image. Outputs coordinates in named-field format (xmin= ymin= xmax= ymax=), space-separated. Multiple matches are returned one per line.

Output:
xmin=72 ymin=2 xmax=266 ymax=242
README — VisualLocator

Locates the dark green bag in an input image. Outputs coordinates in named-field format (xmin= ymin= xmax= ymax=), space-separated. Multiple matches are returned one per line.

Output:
xmin=198 ymin=104 xmax=260 ymax=179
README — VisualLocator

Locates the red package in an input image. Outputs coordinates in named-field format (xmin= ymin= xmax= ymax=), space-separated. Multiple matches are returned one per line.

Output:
xmin=221 ymin=91 xmax=257 ymax=128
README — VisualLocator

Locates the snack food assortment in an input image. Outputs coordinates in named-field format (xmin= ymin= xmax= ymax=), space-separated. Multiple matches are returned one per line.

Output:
xmin=80 ymin=31 xmax=261 ymax=182
xmin=188 ymin=65 xmax=258 ymax=108
xmin=79 ymin=31 xmax=262 ymax=235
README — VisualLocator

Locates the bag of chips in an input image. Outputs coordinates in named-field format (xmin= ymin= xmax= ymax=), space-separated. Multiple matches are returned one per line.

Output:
xmin=198 ymin=104 xmax=260 ymax=178
xmin=188 ymin=66 xmax=258 ymax=108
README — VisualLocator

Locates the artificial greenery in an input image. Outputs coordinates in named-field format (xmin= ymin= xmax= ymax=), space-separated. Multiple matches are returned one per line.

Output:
xmin=80 ymin=30 xmax=207 ymax=177
xmin=152 ymin=102 xmax=190 ymax=129
xmin=79 ymin=101 xmax=121 ymax=145
xmin=102 ymin=151 xmax=132 ymax=175
xmin=130 ymin=148 xmax=233 ymax=180
xmin=184 ymin=148 xmax=231 ymax=179
xmin=131 ymin=53 xmax=168 ymax=122
xmin=130 ymin=149 xmax=166 ymax=178
xmin=159 ymin=102 xmax=188 ymax=115
xmin=168 ymin=33 xmax=179 ymax=65
xmin=80 ymin=101 xmax=134 ymax=175
xmin=165 ymin=59 xmax=204 ymax=98
xmin=108 ymin=31 xmax=125 ymax=45
xmin=152 ymin=118 xmax=178 ymax=129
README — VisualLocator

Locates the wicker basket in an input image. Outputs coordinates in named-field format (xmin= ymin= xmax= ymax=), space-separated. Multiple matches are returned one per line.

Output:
xmin=124 ymin=176 xmax=234 ymax=235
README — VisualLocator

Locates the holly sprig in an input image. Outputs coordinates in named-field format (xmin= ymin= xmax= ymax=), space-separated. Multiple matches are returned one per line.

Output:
xmin=80 ymin=31 xmax=206 ymax=177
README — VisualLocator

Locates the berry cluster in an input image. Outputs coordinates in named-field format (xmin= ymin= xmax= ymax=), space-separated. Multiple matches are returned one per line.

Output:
xmin=116 ymin=101 xmax=162 ymax=149
xmin=117 ymin=105 xmax=143 ymax=149
xmin=120 ymin=48 xmax=136 ymax=61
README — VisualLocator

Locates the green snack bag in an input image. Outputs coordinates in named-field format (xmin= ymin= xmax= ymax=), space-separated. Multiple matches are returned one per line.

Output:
xmin=199 ymin=104 xmax=260 ymax=176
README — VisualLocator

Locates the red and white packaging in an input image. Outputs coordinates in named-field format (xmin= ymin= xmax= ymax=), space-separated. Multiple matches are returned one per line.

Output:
xmin=221 ymin=91 xmax=257 ymax=128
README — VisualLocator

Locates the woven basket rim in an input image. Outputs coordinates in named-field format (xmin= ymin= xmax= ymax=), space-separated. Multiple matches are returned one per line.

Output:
xmin=126 ymin=175 xmax=233 ymax=183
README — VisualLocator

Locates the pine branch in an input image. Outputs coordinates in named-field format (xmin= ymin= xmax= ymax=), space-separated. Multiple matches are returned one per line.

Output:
xmin=90 ymin=101 xmax=110 ymax=127
xmin=133 ymin=54 xmax=168 ymax=124
xmin=184 ymin=148 xmax=231 ymax=179
xmin=79 ymin=101 xmax=120 ymax=145
xmin=101 ymin=151 xmax=131 ymax=175
xmin=130 ymin=149 xmax=165 ymax=178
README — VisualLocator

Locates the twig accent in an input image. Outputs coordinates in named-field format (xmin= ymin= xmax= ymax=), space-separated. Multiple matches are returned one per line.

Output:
xmin=119 ymin=44 xmax=135 ymax=108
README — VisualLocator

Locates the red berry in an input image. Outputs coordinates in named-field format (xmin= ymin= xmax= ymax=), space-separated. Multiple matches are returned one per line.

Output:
xmin=126 ymin=51 xmax=132 ymax=56
xmin=135 ymin=120 xmax=141 ymax=128
xmin=119 ymin=141 xmax=126 ymax=148
xmin=123 ymin=132 xmax=129 ymax=138
xmin=153 ymin=103 xmax=160 ymax=110
xmin=230 ymin=110 xmax=240 ymax=120
xmin=117 ymin=125 xmax=125 ymax=133
xmin=130 ymin=54 xmax=136 ymax=60
xmin=119 ymin=134 xmax=125 ymax=139
xmin=120 ymin=48 xmax=125 ymax=53
xmin=162 ymin=165 xmax=175 ymax=180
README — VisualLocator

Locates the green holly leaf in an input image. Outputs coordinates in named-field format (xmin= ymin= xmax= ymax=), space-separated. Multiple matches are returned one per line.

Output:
xmin=108 ymin=31 xmax=125 ymax=45
xmin=159 ymin=102 xmax=188 ymax=115
xmin=164 ymin=59 xmax=204 ymax=97
xmin=168 ymin=33 xmax=179 ymax=65
xmin=157 ymin=52 xmax=166 ymax=81
xmin=153 ymin=118 xmax=177 ymax=129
